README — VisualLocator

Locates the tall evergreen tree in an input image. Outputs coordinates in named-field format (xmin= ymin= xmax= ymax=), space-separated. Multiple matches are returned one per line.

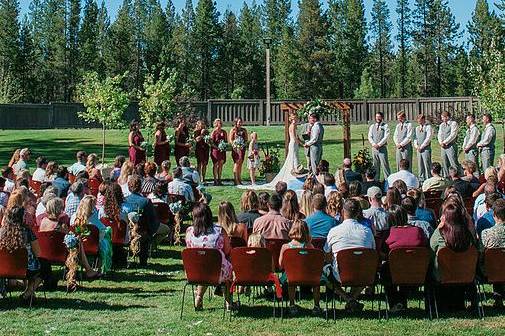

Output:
xmin=193 ymin=0 xmax=220 ymax=100
xmin=274 ymin=24 xmax=301 ymax=99
xmin=0 ymin=0 xmax=21 ymax=102
xmin=67 ymin=0 xmax=81 ymax=101
xmin=216 ymin=9 xmax=240 ymax=98
xmin=412 ymin=0 xmax=435 ymax=96
xmin=144 ymin=0 xmax=168 ymax=76
xmin=18 ymin=17 xmax=36 ymax=102
xmin=96 ymin=0 xmax=109 ymax=76
xmin=369 ymin=0 xmax=393 ymax=97
xmin=395 ymin=0 xmax=412 ymax=97
xmin=79 ymin=0 xmax=99 ymax=74
xmin=328 ymin=0 xmax=347 ymax=98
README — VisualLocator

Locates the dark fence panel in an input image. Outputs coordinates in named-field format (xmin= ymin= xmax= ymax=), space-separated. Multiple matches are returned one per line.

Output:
xmin=0 ymin=97 xmax=480 ymax=129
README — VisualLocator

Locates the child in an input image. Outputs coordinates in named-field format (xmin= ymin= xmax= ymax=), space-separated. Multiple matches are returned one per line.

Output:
xmin=110 ymin=155 xmax=126 ymax=181
xmin=247 ymin=132 xmax=260 ymax=185
xmin=247 ymin=232 xmax=265 ymax=248
xmin=279 ymin=219 xmax=320 ymax=316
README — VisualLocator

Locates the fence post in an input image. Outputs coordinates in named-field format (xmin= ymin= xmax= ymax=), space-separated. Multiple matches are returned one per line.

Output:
xmin=469 ymin=96 xmax=474 ymax=115
xmin=364 ymin=100 xmax=369 ymax=122
xmin=49 ymin=102 xmax=55 ymax=129
xmin=258 ymin=99 xmax=265 ymax=125
xmin=416 ymin=98 xmax=421 ymax=115
xmin=206 ymin=100 xmax=212 ymax=124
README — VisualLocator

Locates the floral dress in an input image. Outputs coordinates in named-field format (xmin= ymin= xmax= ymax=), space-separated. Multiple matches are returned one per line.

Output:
xmin=185 ymin=224 xmax=232 ymax=282
xmin=247 ymin=142 xmax=260 ymax=170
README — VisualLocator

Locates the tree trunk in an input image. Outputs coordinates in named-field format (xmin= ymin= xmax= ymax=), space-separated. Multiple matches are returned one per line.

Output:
xmin=102 ymin=124 xmax=106 ymax=164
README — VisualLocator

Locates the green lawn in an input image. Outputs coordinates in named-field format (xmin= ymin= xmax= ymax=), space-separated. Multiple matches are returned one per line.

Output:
xmin=1 ymin=126 xmax=504 ymax=335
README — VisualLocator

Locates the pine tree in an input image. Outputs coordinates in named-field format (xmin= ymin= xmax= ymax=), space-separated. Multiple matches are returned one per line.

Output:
xmin=19 ymin=17 xmax=36 ymax=102
xmin=132 ymin=0 xmax=148 ymax=94
xmin=395 ymin=0 xmax=412 ymax=97
xmin=96 ymin=0 xmax=109 ymax=76
xmin=237 ymin=2 xmax=264 ymax=99
xmin=79 ymin=0 xmax=99 ymax=74
xmin=354 ymin=66 xmax=379 ymax=99
xmin=451 ymin=47 xmax=471 ymax=96
xmin=144 ymin=0 xmax=168 ymax=76
xmin=297 ymin=0 xmax=333 ymax=98
xmin=193 ymin=0 xmax=221 ymax=100
xmin=328 ymin=0 xmax=347 ymax=98
xmin=274 ymin=24 xmax=301 ymax=99
xmin=412 ymin=0 xmax=435 ymax=96
xmin=67 ymin=0 xmax=81 ymax=101
xmin=216 ymin=9 xmax=240 ymax=98
xmin=28 ymin=0 xmax=45 ymax=102
xmin=369 ymin=0 xmax=393 ymax=98
xmin=0 ymin=0 xmax=21 ymax=102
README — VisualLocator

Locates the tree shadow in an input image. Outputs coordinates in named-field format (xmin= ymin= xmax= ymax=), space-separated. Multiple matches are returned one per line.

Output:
xmin=0 ymin=297 xmax=150 ymax=311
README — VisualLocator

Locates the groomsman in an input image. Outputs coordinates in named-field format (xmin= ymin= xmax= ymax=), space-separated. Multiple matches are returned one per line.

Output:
xmin=462 ymin=114 xmax=480 ymax=173
xmin=437 ymin=111 xmax=460 ymax=177
xmin=413 ymin=114 xmax=432 ymax=182
xmin=393 ymin=111 xmax=413 ymax=171
xmin=368 ymin=112 xmax=391 ymax=180
xmin=477 ymin=113 xmax=496 ymax=170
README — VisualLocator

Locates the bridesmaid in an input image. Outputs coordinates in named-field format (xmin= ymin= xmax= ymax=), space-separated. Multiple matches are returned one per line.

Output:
xmin=211 ymin=119 xmax=227 ymax=186
xmin=229 ymin=117 xmax=248 ymax=185
xmin=194 ymin=119 xmax=210 ymax=183
xmin=174 ymin=117 xmax=191 ymax=165
xmin=128 ymin=120 xmax=146 ymax=166
xmin=154 ymin=121 xmax=170 ymax=167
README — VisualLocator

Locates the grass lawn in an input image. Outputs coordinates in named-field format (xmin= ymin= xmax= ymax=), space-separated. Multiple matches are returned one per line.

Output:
xmin=0 ymin=125 xmax=504 ymax=335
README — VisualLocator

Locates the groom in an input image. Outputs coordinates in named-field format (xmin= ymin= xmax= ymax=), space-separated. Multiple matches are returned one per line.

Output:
xmin=304 ymin=112 xmax=324 ymax=175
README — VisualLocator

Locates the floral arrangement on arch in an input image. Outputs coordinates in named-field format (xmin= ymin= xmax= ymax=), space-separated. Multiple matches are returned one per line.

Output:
xmin=258 ymin=144 xmax=281 ymax=175
xmin=352 ymin=147 xmax=373 ymax=175
xmin=297 ymin=99 xmax=338 ymax=121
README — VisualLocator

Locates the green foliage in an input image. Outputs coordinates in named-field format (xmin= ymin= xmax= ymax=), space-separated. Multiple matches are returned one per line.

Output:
xmin=297 ymin=99 xmax=339 ymax=121
xmin=369 ymin=0 xmax=393 ymax=97
xmin=259 ymin=143 xmax=281 ymax=175
xmin=354 ymin=67 xmax=379 ymax=99
xmin=479 ymin=40 xmax=505 ymax=124
xmin=353 ymin=147 xmax=373 ymax=174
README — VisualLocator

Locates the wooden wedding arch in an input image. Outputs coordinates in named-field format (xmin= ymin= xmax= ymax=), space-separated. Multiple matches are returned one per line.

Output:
xmin=280 ymin=101 xmax=353 ymax=159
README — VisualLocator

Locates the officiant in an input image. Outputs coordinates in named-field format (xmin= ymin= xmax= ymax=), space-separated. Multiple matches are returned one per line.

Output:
xmin=304 ymin=112 xmax=325 ymax=175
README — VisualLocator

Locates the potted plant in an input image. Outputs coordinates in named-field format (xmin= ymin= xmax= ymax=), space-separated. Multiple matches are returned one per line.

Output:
xmin=352 ymin=147 xmax=373 ymax=177
xmin=259 ymin=144 xmax=281 ymax=183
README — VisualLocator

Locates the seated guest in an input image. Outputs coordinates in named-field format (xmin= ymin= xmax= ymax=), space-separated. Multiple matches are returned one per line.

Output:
xmin=384 ymin=205 xmax=428 ymax=312
xmin=35 ymin=187 xmax=57 ymax=217
xmin=44 ymin=161 xmax=58 ymax=182
xmin=476 ymin=193 xmax=502 ymax=238
xmin=316 ymin=160 xmax=330 ymax=185
xmin=299 ymin=190 xmax=314 ymax=218
xmin=39 ymin=198 xmax=70 ymax=233
xmin=279 ymin=220 xmax=320 ymax=315
xmin=481 ymin=199 xmax=505 ymax=307
xmin=281 ymin=190 xmax=305 ymax=221
xmin=324 ymin=199 xmax=375 ymax=312
xmin=253 ymin=193 xmax=292 ymax=240
xmin=0 ymin=206 xmax=41 ymax=304
xmin=247 ymin=232 xmax=265 ymax=248
xmin=134 ymin=163 xmax=145 ymax=181
xmin=323 ymin=173 xmax=338 ymax=197
xmin=68 ymin=151 xmax=87 ymax=176
xmin=141 ymin=162 xmax=158 ymax=195
xmin=86 ymin=153 xmax=103 ymax=182
xmin=8 ymin=149 xmax=20 ymax=168
xmin=99 ymin=183 xmax=129 ymax=244
xmin=361 ymin=168 xmax=383 ymax=194
xmin=258 ymin=192 xmax=270 ymax=215
xmin=407 ymin=188 xmax=436 ymax=227
xmin=402 ymin=196 xmax=433 ymax=239
xmin=422 ymin=162 xmax=450 ymax=192
xmin=275 ymin=181 xmax=288 ymax=199
xmin=185 ymin=203 xmax=234 ymax=310
xmin=342 ymin=158 xmax=362 ymax=184
xmin=0 ymin=177 xmax=9 ymax=207
xmin=148 ymin=180 xmax=168 ymax=204
xmin=118 ymin=161 xmax=134 ymax=197
xmin=32 ymin=156 xmax=48 ymax=182
xmin=236 ymin=190 xmax=262 ymax=230
xmin=167 ymin=167 xmax=194 ymax=202
xmin=461 ymin=160 xmax=480 ymax=190
xmin=430 ymin=200 xmax=478 ymax=312
xmin=448 ymin=166 xmax=473 ymax=198
xmin=287 ymin=165 xmax=308 ymax=192
xmin=473 ymin=167 xmax=499 ymax=199
xmin=474 ymin=181 xmax=499 ymax=222
xmin=312 ymin=183 xmax=325 ymax=197
xmin=363 ymin=186 xmax=388 ymax=233
xmin=13 ymin=148 xmax=31 ymax=176
xmin=2 ymin=166 xmax=15 ymax=193
xmin=52 ymin=166 xmax=70 ymax=198
xmin=122 ymin=176 xmax=161 ymax=266
xmin=386 ymin=159 xmax=419 ymax=190
xmin=349 ymin=180 xmax=369 ymax=210
xmin=110 ymin=155 xmax=126 ymax=181
xmin=218 ymin=201 xmax=248 ymax=243
xmin=156 ymin=160 xmax=173 ymax=182
xmin=327 ymin=191 xmax=344 ymax=223
xmin=305 ymin=194 xmax=337 ymax=238
xmin=392 ymin=180 xmax=408 ymax=198
xmin=179 ymin=156 xmax=200 ymax=186
xmin=64 ymin=182 xmax=85 ymax=218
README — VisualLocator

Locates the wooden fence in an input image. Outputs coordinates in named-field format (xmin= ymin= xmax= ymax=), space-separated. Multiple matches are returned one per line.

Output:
xmin=0 ymin=97 xmax=481 ymax=129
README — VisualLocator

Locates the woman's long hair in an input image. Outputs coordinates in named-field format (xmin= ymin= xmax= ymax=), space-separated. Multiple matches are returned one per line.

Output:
xmin=0 ymin=206 xmax=25 ymax=252
xmin=73 ymin=195 xmax=96 ymax=231
xmin=217 ymin=201 xmax=239 ymax=236
xmin=384 ymin=187 xmax=402 ymax=210
xmin=86 ymin=153 xmax=98 ymax=173
xmin=8 ymin=149 xmax=20 ymax=168
xmin=192 ymin=203 xmax=214 ymax=237
xmin=118 ymin=161 xmax=134 ymax=185
xmin=327 ymin=191 xmax=344 ymax=218
xmin=387 ymin=204 xmax=408 ymax=228
xmin=240 ymin=190 xmax=259 ymax=212
xmin=281 ymin=190 xmax=302 ymax=221
xmin=440 ymin=201 xmax=472 ymax=252
xmin=300 ymin=190 xmax=314 ymax=217
xmin=104 ymin=184 xmax=122 ymax=223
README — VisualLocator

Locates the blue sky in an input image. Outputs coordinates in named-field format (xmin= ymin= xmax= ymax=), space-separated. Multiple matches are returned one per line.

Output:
xmin=18 ymin=0 xmax=502 ymax=44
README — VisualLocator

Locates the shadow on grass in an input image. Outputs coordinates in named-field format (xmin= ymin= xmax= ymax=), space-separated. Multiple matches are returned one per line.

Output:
xmin=0 ymin=297 xmax=149 ymax=311
xmin=79 ymin=286 xmax=177 ymax=295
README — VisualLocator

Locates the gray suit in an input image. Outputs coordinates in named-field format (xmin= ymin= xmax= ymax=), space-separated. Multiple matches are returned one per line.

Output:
xmin=478 ymin=123 xmax=496 ymax=170
xmin=305 ymin=121 xmax=324 ymax=175
xmin=393 ymin=121 xmax=413 ymax=171
xmin=302 ymin=123 xmax=312 ymax=169
xmin=463 ymin=124 xmax=480 ymax=173
xmin=414 ymin=124 xmax=433 ymax=182
xmin=437 ymin=120 xmax=460 ymax=177
xmin=368 ymin=122 xmax=391 ymax=179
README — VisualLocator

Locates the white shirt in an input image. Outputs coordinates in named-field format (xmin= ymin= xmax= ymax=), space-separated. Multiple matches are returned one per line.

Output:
xmin=368 ymin=123 xmax=390 ymax=147
xmin=35 ymin=202 xmax=46 ymax=217
xmin=167 ymin=178 xmax=195 ymax=202
xmin=413 ymin=124 xmax=433 ymax=149
xmin=13 ymin=160 xmax=27 ymax=176
xmin=386 ymin=169 xmax=419 ymax=190
xmin=32 ymin=168 xmax=47 ymax=182
xmin=463 ymin=124 xmax=480 ymax=150
xmin=477 ymin=123 xmax=496 ymax=147
xmin=305 ymin=122 xmax=322 ymax=146
xmin=437 ymin=120 xmax=458 ymax=146
xmin=4 ymin=179 xmax=15 ymax=193
xmin=393 ymin=121 xmax=413 ymax=147
xmin=68 ymin=161 xmax=86 ymax=176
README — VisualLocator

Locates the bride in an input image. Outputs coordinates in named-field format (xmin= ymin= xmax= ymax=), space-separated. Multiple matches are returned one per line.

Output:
xmin=239 ymin=113 xmax=302 ymax=190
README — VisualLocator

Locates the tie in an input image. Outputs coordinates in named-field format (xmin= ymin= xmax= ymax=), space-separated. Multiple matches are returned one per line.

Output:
xmin=401 ymin=123 xmax=403 ymax=132
xmin=376 ymin=123 xmax=380 ymax=131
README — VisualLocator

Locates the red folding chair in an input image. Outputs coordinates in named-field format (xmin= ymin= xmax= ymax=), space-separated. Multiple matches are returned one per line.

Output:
xmin=388 ymin=247 xmax=432 ymax=318
xmin=231 ymin=247 xmax=283 ymax=318
xmin=435 ymin=246 xmax=481 ymax=318
xmin=0 ymin=248 xmax=31 ymax=306
xmin=230 ymin=236 xmax=247 ymax=248
xmin=483 ymin=248 xmax=505 ymax=314
xmin=424 ymin=190 xmax=442 ymax=219
xmin=336 ymin=248 xmax=381 ymax=318
xmin=36 ymin=231 xmax=67 ymax=264
xmin=29 ymin=180 xmax=42 ymax=198
xmin=88 ymin=178 xmax=101 ymax=197
xmin=101 ymin=217 xmax=128 ymax=246
xmin=81 ymin=225 xmax=100 ymax=257
xmin=311 ymin=237 xmax=326 ymax=250
xmin=463 ymin=198 xmax=475 ymax=218
xmin=180 ymin=248 xmax=226 ymax=319
xmin=265 ymin=238 xmax=289 ymax=272
xmin=281 ymin=248 xmax=325 ymax=318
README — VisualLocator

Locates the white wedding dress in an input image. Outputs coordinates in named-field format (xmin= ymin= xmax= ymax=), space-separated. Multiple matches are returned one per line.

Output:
xmin=238 ymin=125 xmax=299 ymax=190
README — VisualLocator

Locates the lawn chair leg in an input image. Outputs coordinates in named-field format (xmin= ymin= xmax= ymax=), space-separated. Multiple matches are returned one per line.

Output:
xmin=426 ymin=286 xmax=433 ymax=320
xmin=476 ymin=283 xmax=484 ymax=319
xmin=382 ymin=284 xmax=389 ymax=320
xmin=272 ymin=286 xmax=276 ymax=319
xmin=180 ymin=283 xmax=188 ymax=319
xmin=325 ymin=289 xmax=328 ymax=321
xmin=433 ymin=286 xmax=439 ymax=319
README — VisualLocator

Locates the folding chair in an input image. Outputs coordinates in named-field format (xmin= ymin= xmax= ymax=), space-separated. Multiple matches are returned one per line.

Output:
xmin=388 ymin=247 xmax=432 ymax=318
xmin=35 ymin=231 xmax=68 ymax=282
xmin=311 ymin=238 xmax=326 ymax=251
xmin=281 ymin=248 xmax=325 ymax=319
xmin=231 ymin=247 xmax=283 ymax=318
xmin=88 ymin=178 xmax=101 ymax=197
xmin=153 ymin=202 xmax=174 ymax=244
xmin=0 ymin=248 xmax=30 ymax=306
xmin=230 ymin=236 xmax=247 ymax=249
xmin=424 ymin=190 xmax=442 ymax=219
xmin=336 ymin=248 xmax=382 ymax=319
xmin=483 ymin=248 xmax=505 ymax=314
xmin=435 ymin=246 xmax=482 ymax=318
xmin=29 ymin=180 xmax=42 ymax=198
xmin=180 ymin=248 xmax=226 ymax=319
xmin=265 ymin=238 xmax=289 ymax=272
xmin=101 ymin=217 xmax=128 ymax=246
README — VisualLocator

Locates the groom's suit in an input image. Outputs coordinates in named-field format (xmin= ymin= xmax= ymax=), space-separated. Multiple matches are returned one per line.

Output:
xmin=305 ymin=121 xmax=324 ymax=175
